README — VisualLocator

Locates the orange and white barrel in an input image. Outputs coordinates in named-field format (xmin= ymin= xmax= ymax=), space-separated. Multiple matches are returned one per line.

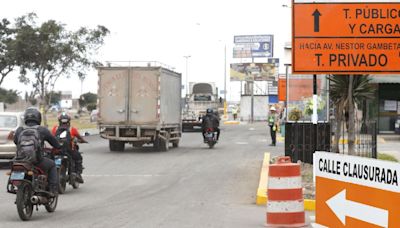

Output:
xmin=266 ymin=156 xmax=305 ymax=227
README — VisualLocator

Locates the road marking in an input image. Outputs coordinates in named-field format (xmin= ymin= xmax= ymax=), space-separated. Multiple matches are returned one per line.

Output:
xmin=249 ymin=127 xmax=255 ymax=131
xmin=83 ymin=174 xmax=162 ymax=177
xmin=235 ymin=142 xmax=248 ymax=145
xmin=327 ymin=189 xmax=388 ymax=227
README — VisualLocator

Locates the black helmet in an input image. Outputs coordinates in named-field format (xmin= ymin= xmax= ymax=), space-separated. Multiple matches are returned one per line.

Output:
xmin=24 ymin=107 xmax=42 ymax=125
xmin=58 ymin=112 xmax=71 ymax=125
xmin=206 ymin=108 xmax=213 ymax=114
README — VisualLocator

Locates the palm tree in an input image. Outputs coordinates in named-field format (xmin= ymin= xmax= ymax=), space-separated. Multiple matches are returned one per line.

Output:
xmin=329 ymin=75 xmax=375 ymax=154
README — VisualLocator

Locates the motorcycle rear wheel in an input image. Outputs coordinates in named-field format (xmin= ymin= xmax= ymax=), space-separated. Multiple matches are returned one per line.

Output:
xmin=58 ymin=165 xmax=67 ymax=194
xmin=45 ymin=194 xmax=58 ymax=212
xmin=16 ymin=182 xmax=33 ymax=221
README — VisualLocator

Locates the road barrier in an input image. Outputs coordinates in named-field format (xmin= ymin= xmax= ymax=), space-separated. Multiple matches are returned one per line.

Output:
xmin=266 ymin=156 xmax=306 ymax=227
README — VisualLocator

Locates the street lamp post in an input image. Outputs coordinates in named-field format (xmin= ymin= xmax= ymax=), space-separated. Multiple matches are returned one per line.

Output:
xmin=224 ymin=44 xmax=227 ymax=102
xmin=183 ymin=55 xmax=191 ymax=96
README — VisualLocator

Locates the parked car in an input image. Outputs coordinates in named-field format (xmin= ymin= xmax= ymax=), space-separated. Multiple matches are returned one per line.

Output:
xmin=0 ymin=112 xmax=24 ymax=159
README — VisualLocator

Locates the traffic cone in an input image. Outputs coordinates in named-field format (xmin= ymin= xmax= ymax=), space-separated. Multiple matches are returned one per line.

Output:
xmin=266 ymin=156 xmax=306 ymax=227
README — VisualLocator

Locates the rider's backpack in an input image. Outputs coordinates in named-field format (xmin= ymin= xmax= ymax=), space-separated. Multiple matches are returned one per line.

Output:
xmin=16 ymin=126 xmax=42 ymax=164
xmin=55 ymin=125 xmax=72 ymax=153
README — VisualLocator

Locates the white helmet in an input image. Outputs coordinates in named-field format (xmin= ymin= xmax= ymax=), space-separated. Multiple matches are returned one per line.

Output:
xmin=270 ymin=106 xmax=276 ymax=111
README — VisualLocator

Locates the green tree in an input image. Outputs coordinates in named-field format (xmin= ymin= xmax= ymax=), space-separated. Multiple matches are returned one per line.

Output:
xmin=14 ymin=13 xmax=109 ymax=126
xmin=79 ymin=92 xmax=97 ymax=107
xmin=329 ymin=75 xmax=375 ymax=154
xmin=0 ymin=87 xmax=19 ymax=104
xmin=0 ymin=18 xmax=17 ymax=86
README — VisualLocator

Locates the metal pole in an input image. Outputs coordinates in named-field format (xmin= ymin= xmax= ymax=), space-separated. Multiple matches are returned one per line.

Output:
xmin=251 ymin=57 xmax=254 ymax=123
xmin=224 ymin=44 xmax=227 ymax=101
xmin=223 ymin=44 xmax=228 ymax=118
xmin=312 ymin=74 xmax=318 ymax=124
xmin=313 ymin=74 xmax=318 ymax=154
xmin=285 ymin=64 xmax=290 ymax=121
xmin=183 ymin=56 xmax=191 ymax=96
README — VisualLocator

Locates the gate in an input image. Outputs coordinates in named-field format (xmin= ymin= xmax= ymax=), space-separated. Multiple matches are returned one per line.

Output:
xmin=284 ymin=122 xmax=330 ymax=164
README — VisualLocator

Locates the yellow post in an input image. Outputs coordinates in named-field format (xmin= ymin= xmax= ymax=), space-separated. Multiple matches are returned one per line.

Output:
xmin=223 ymin=101 xmax=227 ymax=115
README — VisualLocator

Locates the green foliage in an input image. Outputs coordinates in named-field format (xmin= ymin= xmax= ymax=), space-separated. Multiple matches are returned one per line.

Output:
xmin=86 ymin=103 xmax=97 ymax=112
xmin=0 ymin=18 xmax=17 ymax=86
xmin=79 ymin=92 xmax=97 ymax=107
xmin=378 ymin=153 xmax=399 ymax=162
xmin=288 ymin=108 xmax=302 ymax=121
xmin=329 ymin=75 xmax=375 ymax=107
xmin=26 ymin=91 xmax=37 ymax=105
xmin=12 ymin=13 xmax=109 ymax=125
xmin=303 ymin=96 xmax=326 ymax=116
xmin=0 ymin=87 xmax=19 ymax=104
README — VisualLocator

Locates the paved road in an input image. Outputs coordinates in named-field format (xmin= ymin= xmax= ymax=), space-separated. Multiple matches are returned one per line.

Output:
xmin=0 ymin=123 xmax=309 ymax=227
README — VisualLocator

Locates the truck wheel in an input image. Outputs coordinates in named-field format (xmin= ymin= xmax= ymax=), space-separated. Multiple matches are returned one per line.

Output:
xmin=153 ymin=138 xmax=160 ymax=150
xmin=172 ymin=141 xmax=179 ymax=148
xmin=109 ymin=140 xmax=125 ymax=152
xmin=160 ymin=138 xmax=169 ymax=152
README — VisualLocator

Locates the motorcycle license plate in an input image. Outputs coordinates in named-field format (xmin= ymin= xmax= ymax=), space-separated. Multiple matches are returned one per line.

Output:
xmin=55 ymin=158 xmax=62 ymax=166
xmin=206 ymin=133 xmax=213 ymax=138
xmin=10 ymin=172 xmax=25 ymax=180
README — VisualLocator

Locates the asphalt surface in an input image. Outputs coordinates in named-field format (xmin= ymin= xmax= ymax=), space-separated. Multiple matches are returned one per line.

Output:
xmin=0 ymin=122 xmax=311 ymax=227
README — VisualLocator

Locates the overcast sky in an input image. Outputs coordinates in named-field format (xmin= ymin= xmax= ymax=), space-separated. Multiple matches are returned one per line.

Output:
xmin=1 ymin=0 xmax=291 ymax=101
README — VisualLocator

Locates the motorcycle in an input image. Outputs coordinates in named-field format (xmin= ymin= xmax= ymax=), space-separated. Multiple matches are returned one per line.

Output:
xmin=204 ymin=128 xmax=217 ymax=148
xmin=6 ymin=160 xmax=58 ymax=221
xmin=54 ymin=130 xmax=80 ymax=194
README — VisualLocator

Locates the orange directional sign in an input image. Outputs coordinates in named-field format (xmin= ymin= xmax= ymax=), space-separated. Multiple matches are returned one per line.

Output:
xmin=292 ymin=1 xmax=400 ymax=74
xmin=314 ymin=152 xmax=400 ymax=227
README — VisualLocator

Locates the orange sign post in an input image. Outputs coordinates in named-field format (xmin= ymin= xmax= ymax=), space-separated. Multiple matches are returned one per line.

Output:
xmin=293 ymin=0 xmax=400 ymax=74
xmin=314 ymin=152 xmax=400 ymax=227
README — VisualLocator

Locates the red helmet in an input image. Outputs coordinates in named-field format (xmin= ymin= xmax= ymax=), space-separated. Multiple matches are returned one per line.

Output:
xmin=58 ymin=112 xmax=71 ymax=125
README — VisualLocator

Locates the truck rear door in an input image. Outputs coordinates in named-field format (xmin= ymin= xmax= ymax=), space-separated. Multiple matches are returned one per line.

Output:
xmin=98 ymin=68 xmax=129 ymax=123
xmin=129 ymin=68 xmax=159 ymax=124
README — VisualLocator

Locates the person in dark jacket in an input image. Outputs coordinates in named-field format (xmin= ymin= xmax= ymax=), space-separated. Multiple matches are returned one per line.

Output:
xmin=13 ymin=107 xmax=61 ymax=196
xmin=201 ymin=108 xmax=220 ymax=141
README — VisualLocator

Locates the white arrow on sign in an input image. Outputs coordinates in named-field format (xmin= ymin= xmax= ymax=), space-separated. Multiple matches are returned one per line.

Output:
xmin=326 ymin=189 xmax=388 ymax=227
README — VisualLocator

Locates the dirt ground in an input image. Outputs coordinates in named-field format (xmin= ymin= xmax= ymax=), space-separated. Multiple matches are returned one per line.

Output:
xmin=301 ymin=162 xmax=315 ymax=199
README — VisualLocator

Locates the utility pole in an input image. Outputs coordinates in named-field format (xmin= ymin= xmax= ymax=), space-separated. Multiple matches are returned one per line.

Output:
xmin=251 ymin=57 xmax=255 ymax=123
xmin=224 ymin=44 xmax=227 ymax=101
xmin=183 ymin=55 xmax=191 ymax=96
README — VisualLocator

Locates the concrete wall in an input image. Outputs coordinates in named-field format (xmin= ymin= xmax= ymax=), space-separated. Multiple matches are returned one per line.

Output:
xmin=239 ymin=95 xmax=269 ymax=121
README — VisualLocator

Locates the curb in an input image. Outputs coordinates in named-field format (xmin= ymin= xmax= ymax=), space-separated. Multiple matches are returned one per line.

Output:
xmin=256 ymin=152 xmax=316 ymax=211
xmin=223 ymin=121 xmax=240 ymax=125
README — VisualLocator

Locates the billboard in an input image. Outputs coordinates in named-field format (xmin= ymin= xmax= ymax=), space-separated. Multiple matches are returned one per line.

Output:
xmin=233 ymin=35 xmax=274 ymax=58
xmin=230 ymin=63 xmax=277 ymax=81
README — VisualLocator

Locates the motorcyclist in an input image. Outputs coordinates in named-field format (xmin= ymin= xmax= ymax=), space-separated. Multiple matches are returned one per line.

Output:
xmin=13 ymin=107 xmax=61 ymax=197
xmin=51 ymin=112 xmax=88 ymax=183
xmin=201 ymin=108 xmax=220 ymax=142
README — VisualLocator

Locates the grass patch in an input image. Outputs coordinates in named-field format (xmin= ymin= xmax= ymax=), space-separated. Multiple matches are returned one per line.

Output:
xmin=378 ymin=153 xmax=399 ymax=162
xmin=43 ymin=113 xmax=96 ymax=130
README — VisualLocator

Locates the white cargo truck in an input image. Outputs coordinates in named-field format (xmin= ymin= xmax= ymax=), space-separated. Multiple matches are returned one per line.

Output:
xmin=182 ymin=82 xmax=222 ymax=131
xmin=97 ymin=66 xmax=182 ymax=151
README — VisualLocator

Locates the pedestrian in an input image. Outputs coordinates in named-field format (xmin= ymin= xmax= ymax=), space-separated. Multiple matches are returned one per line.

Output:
xmin=268 ymin=106 xmax=278 ymax=146
xmin=232 ymin=107 xmax=238 ymax=120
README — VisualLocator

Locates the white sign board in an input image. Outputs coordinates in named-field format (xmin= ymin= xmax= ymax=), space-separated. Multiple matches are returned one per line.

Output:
xmin=314 ymin=151 xmax=400 ymax=227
